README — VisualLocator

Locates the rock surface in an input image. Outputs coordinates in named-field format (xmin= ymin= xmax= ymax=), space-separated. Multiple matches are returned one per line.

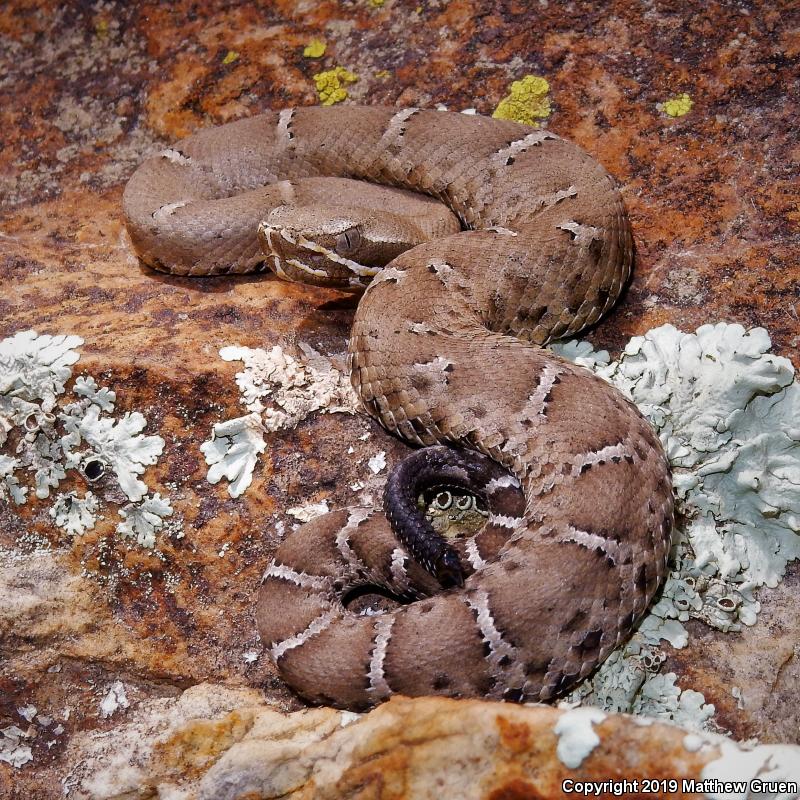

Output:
xmin=62 ymin=685 xmax=798 ymax=800
xmin=1 ymin=1 xmax=798 ymax=797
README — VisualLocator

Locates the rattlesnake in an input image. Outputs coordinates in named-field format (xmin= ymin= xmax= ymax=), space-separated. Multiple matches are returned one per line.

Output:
xmin=123 ymin=105 xmax=674 ymax=709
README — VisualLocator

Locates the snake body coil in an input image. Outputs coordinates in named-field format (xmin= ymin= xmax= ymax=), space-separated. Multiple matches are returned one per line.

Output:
xmin=124 ymin=106 xmax=674 ymax=709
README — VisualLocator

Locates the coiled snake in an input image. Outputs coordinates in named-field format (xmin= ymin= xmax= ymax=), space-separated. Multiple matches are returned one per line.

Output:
xmin=123 ymin=106 xmax=674 ymax=710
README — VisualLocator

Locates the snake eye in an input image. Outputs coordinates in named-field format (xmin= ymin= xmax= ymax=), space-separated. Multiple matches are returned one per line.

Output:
xmin=335 ymin=226 xmax=362 ymax=256
xmin=455 ymin=495 xmax=474 ymax=512
xmin=431 ymin=490 xmax=453 ymax=511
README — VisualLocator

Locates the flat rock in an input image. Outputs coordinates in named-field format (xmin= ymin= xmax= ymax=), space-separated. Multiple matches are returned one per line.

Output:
xmin=63 ymin=685 xmax=799 ymax=800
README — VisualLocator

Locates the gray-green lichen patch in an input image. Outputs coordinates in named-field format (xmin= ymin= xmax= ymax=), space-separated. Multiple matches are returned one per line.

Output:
xmin=49 ymin=490 xmax=100 ymax=536
xmin=0 ymin=329 xmax=173 ymax=549
xmin=116 ymin=493 xmax=173 ymax=549
xmin=201 ymin=412 xmax=267 ymax=500
xmin=554 ymin=322 xmax=799 ymax=729
xmin=564 ymin=643 xmax=714 ymax=730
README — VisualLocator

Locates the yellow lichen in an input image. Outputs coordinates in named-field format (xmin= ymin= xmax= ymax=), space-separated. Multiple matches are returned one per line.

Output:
xmin=303 ymin=39 xmax=326 ymax=58
xmin=492 ymin=75 xmax=551 ymax=126
xmin=313 ymin=67 xmax=358 ymax=106
xmin=368 ymin=0 xmax=385 ymax=6
xmin=662 ymin=92 xmax=693 ymax=118
xmin=222 ymin=50 xmax=239 ymax=65
xmin=375 ymin=69 xmax=392 ymax=79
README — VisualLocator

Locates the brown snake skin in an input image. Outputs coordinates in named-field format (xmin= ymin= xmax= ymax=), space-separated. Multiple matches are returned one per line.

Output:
xmin=123 ymin=106 xmax=674 ymax=709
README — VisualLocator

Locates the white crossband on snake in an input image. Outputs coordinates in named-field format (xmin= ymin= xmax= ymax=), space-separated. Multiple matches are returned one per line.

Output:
xmin=123 ymin=105 xmax=674 ymax=710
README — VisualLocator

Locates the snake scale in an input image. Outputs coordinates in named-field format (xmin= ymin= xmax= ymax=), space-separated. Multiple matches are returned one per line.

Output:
xmin=124 ymin=105 xmax=674 ymax=709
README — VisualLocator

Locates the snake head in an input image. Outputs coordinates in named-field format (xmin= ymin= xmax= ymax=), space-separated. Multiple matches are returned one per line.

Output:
xmin=258 ymin=206 xmax=380 ymax=291
xmin=434 ymin=549 xmax=465 ymax=589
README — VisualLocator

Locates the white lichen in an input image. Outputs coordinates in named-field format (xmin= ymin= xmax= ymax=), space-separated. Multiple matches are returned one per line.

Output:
xmin=367 ymin=450 xmax=386 ymax=474
xmin=1 ymin=330 xmax=169 ymax=550
xmin=50 ymin=491 xmax=99 ymax=536
xmin=202 ymin=344 xmax=358 ymax=496
xmin=553 ymin=707 xmax=606 ymax=769
xmin=221 ymin=343 xmax=357 ymax=421
xmin=99 ymin=680 xmax=130 ymax=719
xmin=556 ymin=323 xmax=800 ymax=729
xmin=287 ymin=500 xmax=330 ymax=522
xmin=116 ymin=493 xmax=173 ymax=549
xmin=0 ymin=725 xmax=33 ymax=768
xmin=201 ymin=413 xmax=267 ymax=499
xmin=73 ymin=375 xmax=116 ymax=412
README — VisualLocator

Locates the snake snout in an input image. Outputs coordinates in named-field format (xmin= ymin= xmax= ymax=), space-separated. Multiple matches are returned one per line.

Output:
xmin=257 ymin=220 xmax=329 ymax=284
xmin=257 ymin=222 xmax=291 ymax=277
xmin=435 ymin=549 xmax=465 ymax=589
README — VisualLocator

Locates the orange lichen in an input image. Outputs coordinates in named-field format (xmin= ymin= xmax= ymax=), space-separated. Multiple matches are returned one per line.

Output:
xmin=155 ymin=710 xmax=256 ymax=778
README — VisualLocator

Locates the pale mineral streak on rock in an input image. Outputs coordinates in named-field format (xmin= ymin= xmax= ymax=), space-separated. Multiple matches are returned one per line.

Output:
xmin=63 ymin=684 xmax=800 ymax=800
xmin=0 ymin=550 xmax=188 ymax=674
xmin=0 ymin=551 xmax=104 ymax=648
